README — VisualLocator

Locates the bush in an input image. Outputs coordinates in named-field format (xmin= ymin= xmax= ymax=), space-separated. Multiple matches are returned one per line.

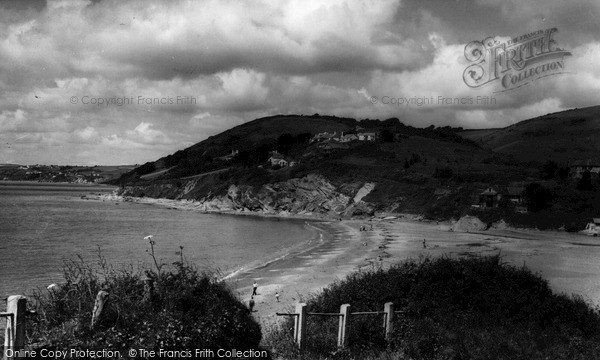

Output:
xmin=266 ymin=256 xmax=600 ymax=359
xmin=23 ymin=244 xmax=262 ymax=358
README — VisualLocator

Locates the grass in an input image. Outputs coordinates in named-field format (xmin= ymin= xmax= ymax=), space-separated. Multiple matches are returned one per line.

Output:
xmin=265 ymin=255 xmax=600 ymax=359
xmin=3 ymin=242 xmax=263 ymax=359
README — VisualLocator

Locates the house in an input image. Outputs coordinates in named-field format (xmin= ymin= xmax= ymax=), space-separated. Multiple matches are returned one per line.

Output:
xmin=504 ymin=186 xmax=525 ymax=204
xmin=479 ymin=187 xmax=501 ymax=208
xmin=339 ymin=134 xmax=358 ymax=143
xmin=310 ymin=132 xmax=339 ymax=143
xmin=570 ymin=162 xmax=600 ymax=178
xmin=268 ymin=151 xmax=285 ymax=166
xmin=268 ymin=151 xmax=297 ymax=168
xmin=358 ymin=132 xmax=377 ymax=141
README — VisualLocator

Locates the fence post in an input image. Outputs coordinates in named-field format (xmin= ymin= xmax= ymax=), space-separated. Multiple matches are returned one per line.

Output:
xmin=3 ymin=295 xmax=27 ymax=360
xmin=141 ymin=275 xmax=154 ymax=302
xmin=294 ymin=303 xmax=307 ymax=351
xmin=383 ymin=302 xmax=394 ymax=343
xmin=337 ymin=304 xmax=351 ymax=348
xmin=91 ymin=291 xmax=109 ymax=328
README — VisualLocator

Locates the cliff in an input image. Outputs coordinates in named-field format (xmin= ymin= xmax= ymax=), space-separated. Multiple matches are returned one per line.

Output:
xmin=118 ymin=173 xmax=376 ymax=218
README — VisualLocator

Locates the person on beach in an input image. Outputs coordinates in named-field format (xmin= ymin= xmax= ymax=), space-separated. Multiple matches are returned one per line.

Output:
xmin=249 ymin=296 xmax=255 ymax=312
xmin=275 ymin=292 xmax=280 ymax=302
xmin=423 ymin=239 xmax=427 ymax=248
xmin=252 ymin=281 xmax=258 ymax=295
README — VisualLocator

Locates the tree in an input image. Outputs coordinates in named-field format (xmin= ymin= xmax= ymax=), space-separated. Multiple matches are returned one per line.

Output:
xmin=577 ymin=170 xmax=594 ymax=191
xmin=557 ymin=166 xmax=571 ymax=182
xmin=540 ymin=160 xmax=559 ymax=179
xmin=379 ymin=129 xmax=394 ymax=143
xmin=276 ymin=133 xmax=294 ymax=154
xmin=523 ymin=183 xmax=553 ymax=212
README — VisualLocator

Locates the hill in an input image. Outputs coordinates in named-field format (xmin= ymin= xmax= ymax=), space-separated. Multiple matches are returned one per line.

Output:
xmin=459 ymin=106 xmax=600 ymax=164
xmin=112 ymin=115 xmax=515 ymax=218
xmin=112 ymin=107 xmax=600 ymax=229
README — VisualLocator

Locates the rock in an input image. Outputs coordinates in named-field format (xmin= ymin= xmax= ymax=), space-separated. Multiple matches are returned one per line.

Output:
xmin=119 ymin=173 xmax=376 ymax=218
xmin=451 ymin=215 xmax=487 ymax=232
xmin=491 ymin=219 xmax=508 ymax=230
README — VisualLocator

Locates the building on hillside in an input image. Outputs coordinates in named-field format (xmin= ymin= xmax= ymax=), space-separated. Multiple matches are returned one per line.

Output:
xmin=310 ymin=132 xmax=339 ymax=143
xmin=479 ymin=187 xmax=500 ymax=208
xmin=339 ymin=134 xmax=358 ymax=143
xmin=268 ymin=150 xmax=285 ymax=166
xmin=570 ymin=162 xmax=600 ymax=178
xmin=268 ymin=151 xmax=297 ymax=168
xmin=503 ymin=186 xmax=525 ymax=204
xmin=358 ymin=132 xmax=377 ymax=141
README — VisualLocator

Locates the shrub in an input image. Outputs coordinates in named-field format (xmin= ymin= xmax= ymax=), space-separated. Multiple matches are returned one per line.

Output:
xmin=266 ymin=256 xmax=600 ymax=359
xmin=23 ymin=245 xmax=262 ymax=358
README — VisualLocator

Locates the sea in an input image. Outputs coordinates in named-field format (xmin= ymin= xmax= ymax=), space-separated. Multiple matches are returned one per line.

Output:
xmin=0 ymin=181 xmax=320 ymax=298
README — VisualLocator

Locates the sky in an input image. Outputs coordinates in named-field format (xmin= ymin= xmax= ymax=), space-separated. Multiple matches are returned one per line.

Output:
xmin=0 ymin=0 xmax=598 ymax=165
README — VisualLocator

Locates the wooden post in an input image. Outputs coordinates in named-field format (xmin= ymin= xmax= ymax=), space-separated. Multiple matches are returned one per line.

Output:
xmin=337 ymin=304 xmax=351 ymax=348
xmin=383 ymin=302 xmax=394 ymax=343
xmin=141 ymin=275 xmax=154 ymax=302
xmin=3 ymin=295 xmax=26 ymax=360
xmin=293 ymin=303 xmax=307 ymax=351
xmin=91 ymin=291 xmax=109 ymax=328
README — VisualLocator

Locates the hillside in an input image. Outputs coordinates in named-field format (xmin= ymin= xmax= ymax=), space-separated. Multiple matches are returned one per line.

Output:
xmin=0 ymin=164 xmax=135 ymax=183
xmin=112 ymin=115 xmax=522 ymax=218
xmin=459 ymin=106 xmax=600 ymax=164
xmin=112 ymin=107 xmax=600 ymax=229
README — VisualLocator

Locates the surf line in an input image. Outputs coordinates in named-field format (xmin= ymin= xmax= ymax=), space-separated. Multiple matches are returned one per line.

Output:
xmin=305 ymin=221 xmax=326 ymax=244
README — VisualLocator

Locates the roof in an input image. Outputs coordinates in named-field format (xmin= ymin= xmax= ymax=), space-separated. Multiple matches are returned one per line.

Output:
xmin=505 ymin=186 xmax=525 ymax=196
xmin=480 ymin=187 xmax=497 ymax=195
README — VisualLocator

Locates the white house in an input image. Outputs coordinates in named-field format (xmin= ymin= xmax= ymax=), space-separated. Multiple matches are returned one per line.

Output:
xmin=358 ymin=132 xmax=376 ymax=141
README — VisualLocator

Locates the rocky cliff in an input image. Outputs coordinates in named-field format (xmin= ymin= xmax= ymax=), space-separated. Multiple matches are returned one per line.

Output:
xmin=118 ymin=174 xmax=376 ymax=218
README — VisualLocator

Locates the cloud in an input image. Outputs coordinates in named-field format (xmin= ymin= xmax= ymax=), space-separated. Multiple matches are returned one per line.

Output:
xmin=125 ymin=122 xmax=170 ymax=145
xmin=0 ymin=0 xmax=598 ymax=164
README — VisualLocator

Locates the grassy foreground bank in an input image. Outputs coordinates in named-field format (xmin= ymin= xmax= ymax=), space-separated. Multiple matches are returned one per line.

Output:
xmin=265 ymin=255 xmax=600 ymax=360
xmin=4 ymin=254 xmax=600 ymax=360
xmin=4 ymin=254 xmax=263 ymax=359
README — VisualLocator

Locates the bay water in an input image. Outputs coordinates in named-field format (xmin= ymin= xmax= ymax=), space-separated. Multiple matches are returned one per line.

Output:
xmin=0 ymin=181 xmax=318 ymax=298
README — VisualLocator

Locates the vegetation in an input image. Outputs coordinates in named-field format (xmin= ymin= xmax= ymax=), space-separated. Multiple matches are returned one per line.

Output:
xmin=20 ymin=242 xmax=262 ymax=358
xmin=266 ymin=256 xmax=600 ymax=360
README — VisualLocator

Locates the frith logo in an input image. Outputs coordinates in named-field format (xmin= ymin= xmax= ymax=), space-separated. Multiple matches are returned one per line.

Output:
xmin=463 ymin=28 xmax=571 ymax=91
